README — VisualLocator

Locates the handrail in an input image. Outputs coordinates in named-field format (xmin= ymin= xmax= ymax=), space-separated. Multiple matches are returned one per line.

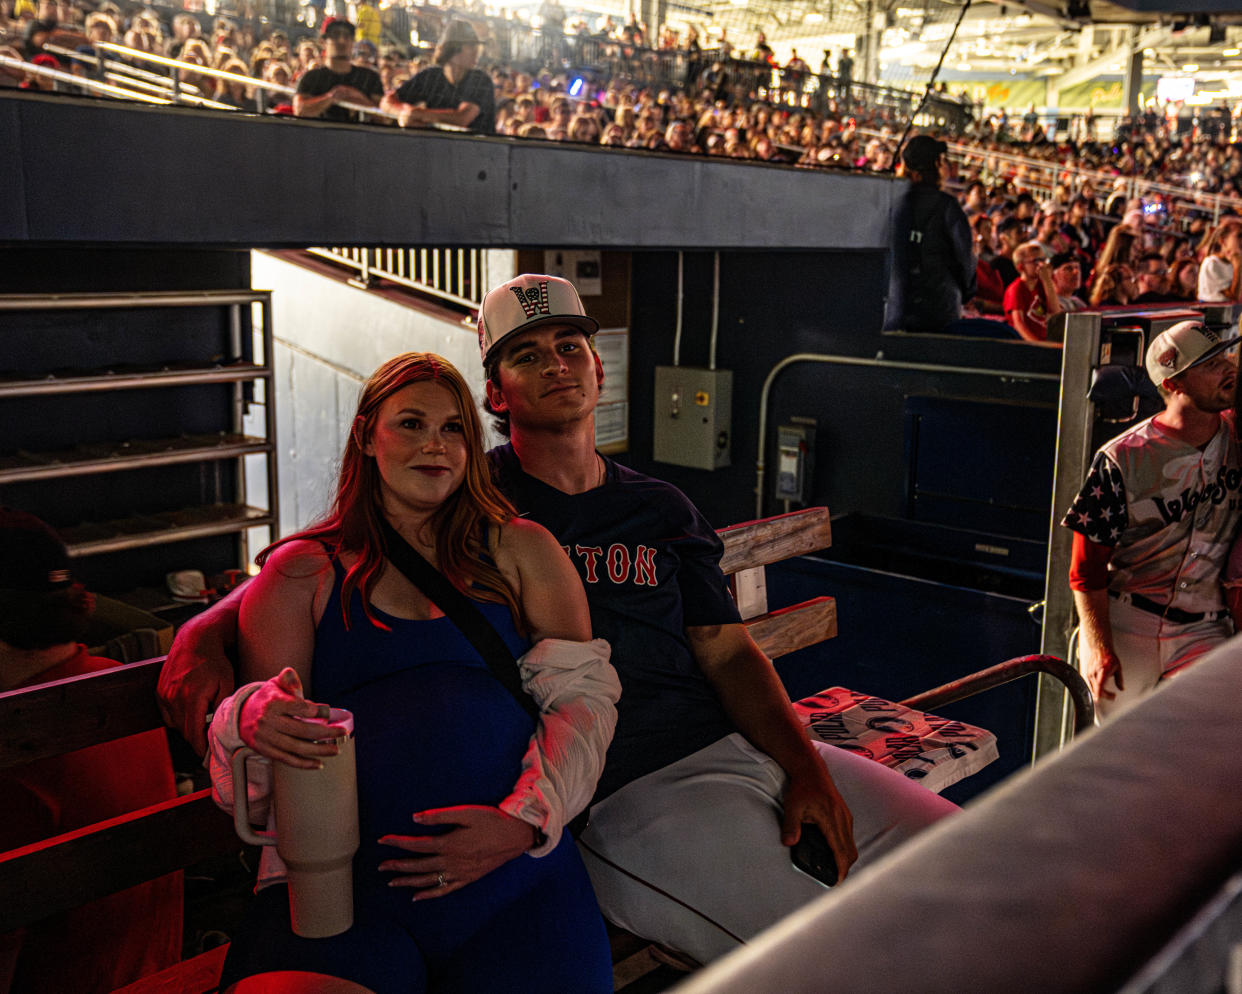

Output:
xmin=87 ymin=39 xmax=396 ymax=121
xmin=305 ymin=246 xmax=487 ymax=310
xmin=945 ymin=136 xmax=1242 ymax=223
xmin=0 ymin=54 xmax=172 ymax=104
xmin=900 ymin=653 xmax=1095 ymax=736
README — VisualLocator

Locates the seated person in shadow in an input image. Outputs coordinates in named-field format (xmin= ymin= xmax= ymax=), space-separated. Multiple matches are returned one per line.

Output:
xmin=207 ymin=353 xmax=620 ymax=994
xmin=0 ymin=508 xmax=181 ymax=994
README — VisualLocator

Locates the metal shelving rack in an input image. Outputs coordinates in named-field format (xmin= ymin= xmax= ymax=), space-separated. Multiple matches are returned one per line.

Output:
xmin=0 ymin=290 xmax=278 ymax=566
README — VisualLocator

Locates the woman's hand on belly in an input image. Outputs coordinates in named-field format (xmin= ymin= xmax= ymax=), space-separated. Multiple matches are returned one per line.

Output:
xmin=378 ymin=805 xmax=539 ymax=899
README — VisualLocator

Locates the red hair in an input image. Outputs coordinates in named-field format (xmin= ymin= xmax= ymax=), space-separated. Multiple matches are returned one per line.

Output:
xmin=258 ymin=353 xmax=519 ymax=629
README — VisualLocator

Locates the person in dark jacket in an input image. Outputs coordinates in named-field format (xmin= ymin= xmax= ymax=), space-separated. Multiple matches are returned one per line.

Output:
xmin=884 ymin=134 xmax=977 ymax=334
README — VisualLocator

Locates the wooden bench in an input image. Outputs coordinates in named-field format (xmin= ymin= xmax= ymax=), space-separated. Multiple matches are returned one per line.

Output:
xmin=0 ymin=656 xmax=241 ymax=993
xmin=0 ymin=507 xmax=1090 ymax=994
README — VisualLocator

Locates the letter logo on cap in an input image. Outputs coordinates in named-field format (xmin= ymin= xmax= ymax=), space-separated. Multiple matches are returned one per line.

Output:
xmin=510 ymin=281 xmax=550 ymax=318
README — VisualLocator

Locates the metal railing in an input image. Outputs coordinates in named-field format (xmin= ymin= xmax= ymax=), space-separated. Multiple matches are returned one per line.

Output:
xmin=306 ymin=246 xmax=488 ymax=311
xmin=0 ymin=53 xmax=174 ymax=104
xmin=7 ymin=40 xmax=396 ymax=121
xmin=946 ymin=138 xmax=1242 ymax=225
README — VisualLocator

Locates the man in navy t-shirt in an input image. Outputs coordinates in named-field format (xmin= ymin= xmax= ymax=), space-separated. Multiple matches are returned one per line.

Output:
xmin=476 ymin=275 xmax=956 ymax=962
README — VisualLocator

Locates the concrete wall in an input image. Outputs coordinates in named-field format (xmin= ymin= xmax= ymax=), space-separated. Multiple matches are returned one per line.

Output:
xmin=1 ymin=91 xmax=898 ymax=251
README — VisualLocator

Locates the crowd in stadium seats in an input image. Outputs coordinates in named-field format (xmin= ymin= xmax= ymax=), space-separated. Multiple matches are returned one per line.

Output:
xmin=4 ymin=0 xmax=1241 ymax=336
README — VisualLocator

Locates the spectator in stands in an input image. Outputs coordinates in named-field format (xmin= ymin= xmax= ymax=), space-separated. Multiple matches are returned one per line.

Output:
xmin=1093 ymin=225 xmax=1141 ymax=285
xmin=384 ymin=19 xmax=495 ymax=134
xmin=0 ymin=509 xmax=181 ymax=994
xmin=165 ymin=11 xmax=198 ymax=59
xmin=659 ymin=117 xmax=696 ymax=153
xmin=884 ymin=134 xmax=976 ymax=334
xmin=1032 ymin=205 xmax=1066 ymax=258
xmin=354 ymin=0 xmax=380 ymax=48
xmin=1089 ymin=263 xmax=1138 ymax=308
xmin=970 ymin=214 xmax=1006 ymax=316
xmin=1132 ymin=253 xmax=1177 ymax=304
xmin=1061 ymin=195 xmax=1098 ymax=257
xmin=294 ymin=17 xmax=381 ymax=122
xmin=1050 ymin=251 xmax=1087 ymax=312
xmin=352 ymin=38 xmax=377 ymax=71
xmin=1005 ymin=241 xmax=1062 ymax=342
xmin=1171 ymin=257 xmax=1200 ymax=301
xmin=992 ymin=216 xmax=1025 ymax=287
xmin=1198 ymin=218 xmax=1242 ymax=303
xmin=217 ymin=55 xmax=256 ymax=112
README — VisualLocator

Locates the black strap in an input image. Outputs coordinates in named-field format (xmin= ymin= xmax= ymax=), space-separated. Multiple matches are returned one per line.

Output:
xmin=378 ymin=519 xmax=539 ymax=722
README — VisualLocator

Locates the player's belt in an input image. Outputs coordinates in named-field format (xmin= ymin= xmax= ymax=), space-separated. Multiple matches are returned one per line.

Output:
xmin=1110 ymin=590 xmax=1222 ymax=625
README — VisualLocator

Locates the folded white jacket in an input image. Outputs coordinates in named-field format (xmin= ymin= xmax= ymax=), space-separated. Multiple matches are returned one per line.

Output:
xmin=209 ymin=637 xmax=619 ymax=887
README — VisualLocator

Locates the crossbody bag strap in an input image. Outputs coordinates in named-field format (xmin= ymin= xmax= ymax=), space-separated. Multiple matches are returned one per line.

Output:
xmin=378 ymin=518 xmax=540 ymax=722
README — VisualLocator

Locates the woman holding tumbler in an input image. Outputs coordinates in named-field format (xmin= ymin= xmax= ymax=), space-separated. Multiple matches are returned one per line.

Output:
xmin=208 ymin=353 xmax=620 ymax=994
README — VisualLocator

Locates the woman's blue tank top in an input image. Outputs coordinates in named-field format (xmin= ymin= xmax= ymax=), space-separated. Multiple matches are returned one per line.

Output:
xmin=311 ymin=558 xmax=534 ymax=847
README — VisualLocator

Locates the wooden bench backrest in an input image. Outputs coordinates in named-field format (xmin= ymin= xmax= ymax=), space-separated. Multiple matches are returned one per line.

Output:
xmin=717 ymin=507 xmax=837 ymax=661
xmin=0 ymin=657 xmax=237 ymax=935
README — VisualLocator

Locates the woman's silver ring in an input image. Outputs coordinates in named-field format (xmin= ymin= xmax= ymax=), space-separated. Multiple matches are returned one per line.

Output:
xmin=436 ymin=872 xmax=447 ymax=888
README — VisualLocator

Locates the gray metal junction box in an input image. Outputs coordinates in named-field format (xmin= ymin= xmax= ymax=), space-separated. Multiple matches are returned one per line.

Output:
xmin=652 ymin=366 xmax=732 ymax=470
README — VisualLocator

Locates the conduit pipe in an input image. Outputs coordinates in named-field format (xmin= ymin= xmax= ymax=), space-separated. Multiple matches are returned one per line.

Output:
xmin=672 ymin=251 xmax=684 ymax=366
xmin=754 ymin=352 xmax=1061 ymax=518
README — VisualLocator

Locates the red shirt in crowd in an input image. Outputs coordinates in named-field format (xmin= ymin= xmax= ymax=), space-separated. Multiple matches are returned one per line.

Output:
xmin=1003 ymin=277 xmax=1049 ymax=341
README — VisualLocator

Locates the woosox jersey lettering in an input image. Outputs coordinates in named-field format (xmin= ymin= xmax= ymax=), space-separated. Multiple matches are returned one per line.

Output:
xmin=488 ymin=443 xmax=739 ymax=801
xmin=1062 ymin=412 xmax=1242 ymax=613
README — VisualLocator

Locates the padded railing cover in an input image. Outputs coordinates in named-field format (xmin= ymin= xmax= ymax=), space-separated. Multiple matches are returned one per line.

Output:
xmin=675 ymin=638 xmax=1242 ymax=994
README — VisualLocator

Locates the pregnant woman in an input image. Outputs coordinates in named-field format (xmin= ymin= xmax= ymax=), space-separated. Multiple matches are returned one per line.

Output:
xmin=208 ymin=352 xmax=620 ymax=994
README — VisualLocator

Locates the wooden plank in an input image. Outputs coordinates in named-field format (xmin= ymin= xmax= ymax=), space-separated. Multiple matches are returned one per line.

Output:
xmin=718 ymin=507 xmax=831 ymax=576
xmin=0 ymin=657 xmax=166 ymax=769
xmin=745 ymin=597 xmax=837 ymax=660
xmin=0 ymin=789 xmax=240 ymax=933
xmin=111 ymin=944 xmax=229 ymax=994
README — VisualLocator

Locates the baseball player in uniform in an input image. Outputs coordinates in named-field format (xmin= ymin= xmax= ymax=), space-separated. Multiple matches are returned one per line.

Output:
xmin=1063 ymin=320 xmax=1242 ymax=720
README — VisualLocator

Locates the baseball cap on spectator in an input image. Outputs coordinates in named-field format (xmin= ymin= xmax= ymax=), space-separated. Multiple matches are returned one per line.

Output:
xmin=439 ymin=19 xmax=484 ymax=46
xmin=30 ymin=52 xmax=59 ymax=70
xmin=996 ymin=216 xmax=1025 ymax=236
xmin=477 ymin=274 xmax=598 ymax=364
xmin=1050 ymin=251 xmax=1080 ymax=271
xmin=1145 ymin=321 xmax=1240 ymax=386
xmin=320 ymin=16 xmax=355 ymax=37
xmin=353 ymin=39 xmax=377 ymax=60
xmin=901 ymin=134 xmax=947 ymax=172
xmin=0 ymin=508 xmax=73 ymax=593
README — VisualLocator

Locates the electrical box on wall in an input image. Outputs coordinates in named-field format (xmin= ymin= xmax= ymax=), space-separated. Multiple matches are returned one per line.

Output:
xmin=773 ymin=421 xmax=816 ymax=504
xmin=652 ymin=366 xmax=732 ymax=470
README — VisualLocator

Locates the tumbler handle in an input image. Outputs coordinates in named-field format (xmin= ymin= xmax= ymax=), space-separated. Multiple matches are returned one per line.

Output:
xmin=230 ymin=746 xmax=277 ymax=847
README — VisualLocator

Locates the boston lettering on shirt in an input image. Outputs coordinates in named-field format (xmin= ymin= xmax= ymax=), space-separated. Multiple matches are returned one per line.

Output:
xmin=488 ymin=443 xmax=739 ymax=801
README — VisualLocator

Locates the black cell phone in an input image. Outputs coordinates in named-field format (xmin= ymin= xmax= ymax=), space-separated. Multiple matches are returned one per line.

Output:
xmin=790 ymin=823 xmax=838 ymax=886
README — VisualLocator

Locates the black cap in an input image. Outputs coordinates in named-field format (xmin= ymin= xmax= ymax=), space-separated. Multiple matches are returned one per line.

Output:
xmin=901 ymin=134 xmax=947 ymax=172
xmin=320 ymin=16 xmax=355 ymax=37
xmin=1050 ymin=251 xmax=1080 ymax=270
xmin=0 ymin=509 xmax=73 ymax=593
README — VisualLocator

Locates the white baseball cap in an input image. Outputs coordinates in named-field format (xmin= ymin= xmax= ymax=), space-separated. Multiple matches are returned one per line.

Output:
xmin=1145 ymin=320 xmax=1239 ymax=386
xmin=478 ymin=274 xmax=599 ymax=365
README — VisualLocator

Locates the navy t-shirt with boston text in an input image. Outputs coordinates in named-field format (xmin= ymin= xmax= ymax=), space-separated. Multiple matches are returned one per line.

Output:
xmin=488 ymin=443 xmax=740 ymax=801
